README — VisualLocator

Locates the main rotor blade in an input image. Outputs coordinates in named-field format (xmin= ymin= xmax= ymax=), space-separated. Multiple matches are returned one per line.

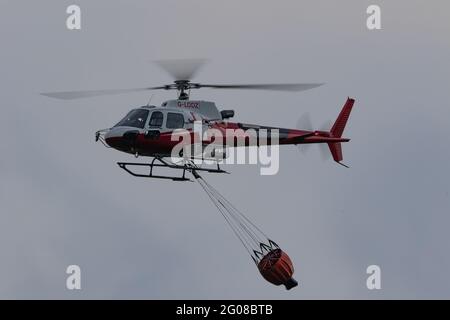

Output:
xmin=155 ymin=58 xmax=207 ymax=81
xmin=198 ymin=83 xmax=324 ymax=92
xmin=41 ymin=86 xmax=166 ymax=100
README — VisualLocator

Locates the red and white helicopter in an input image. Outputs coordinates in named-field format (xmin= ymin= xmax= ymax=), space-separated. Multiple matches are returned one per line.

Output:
xmin=42 ymin=59 xmax=355 ymax=181
xmin=41 ymin=59 xmax=356 ymax=289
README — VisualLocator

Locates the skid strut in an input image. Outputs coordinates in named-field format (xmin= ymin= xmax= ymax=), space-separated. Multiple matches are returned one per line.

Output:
xmin=117 ymin=157 xmax=228 ymax=181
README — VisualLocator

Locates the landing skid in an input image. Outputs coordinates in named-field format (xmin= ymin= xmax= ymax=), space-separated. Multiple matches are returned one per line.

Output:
xmin=117 ymin=157 xmax=228 ymax=182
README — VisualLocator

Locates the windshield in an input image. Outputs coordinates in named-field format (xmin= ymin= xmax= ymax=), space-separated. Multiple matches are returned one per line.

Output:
xmin=114 ymin=109 xmax=149 ymax=129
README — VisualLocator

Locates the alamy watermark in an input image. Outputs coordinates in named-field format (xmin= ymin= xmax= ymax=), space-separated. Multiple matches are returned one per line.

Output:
xmin=366 ymin=265 xmax=381 ymax=290
xmin=66 ymin=5 xmax=81 ymax=30
xmin=170 ymin=121 xmax=280 ymax=176
xmin=367 ymin=5 xmax=381 ymax=30
xmin=66 ymin=265 xmax=81 ymax=290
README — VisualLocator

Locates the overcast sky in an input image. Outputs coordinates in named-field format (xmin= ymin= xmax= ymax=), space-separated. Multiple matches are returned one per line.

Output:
xmin=1 ymin=0 xmax=449 ymax=299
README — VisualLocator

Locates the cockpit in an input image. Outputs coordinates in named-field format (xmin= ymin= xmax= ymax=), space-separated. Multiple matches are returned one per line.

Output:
xmin=114 ymin=108 xmax=187 ymax=130
xmin=114 ymin=109 xmax=149 ymax=129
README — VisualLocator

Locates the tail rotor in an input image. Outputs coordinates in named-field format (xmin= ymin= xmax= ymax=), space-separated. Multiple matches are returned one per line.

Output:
xmin=296 ymin=113 xmax=332 ymax=161
xmin=296 ymin=97 xmax=355 ymax=166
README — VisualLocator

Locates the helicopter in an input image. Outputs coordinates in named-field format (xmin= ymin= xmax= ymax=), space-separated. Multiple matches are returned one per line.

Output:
xmin=41 ymin=59 xmax=355 ymax=181
xmin=41 ymin=59 xmax=356 ymax=289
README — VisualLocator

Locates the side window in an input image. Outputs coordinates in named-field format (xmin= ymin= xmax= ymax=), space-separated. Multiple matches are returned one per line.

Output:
xmin=148 ymin=111 xmax=163 ymax=128
xmin=166 ymin=112 xmax=185 ymax=129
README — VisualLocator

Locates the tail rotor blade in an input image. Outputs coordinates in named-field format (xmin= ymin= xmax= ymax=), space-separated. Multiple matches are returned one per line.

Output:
xmin=319 ymin=144 xmax=331 ymax=161
xmin=320 ymin=120 xmax=333 ymax=132
xmin=318 ymin=120 xmax=333 ymax=160
xmin=298 ymin=144 xmax=312 ymax=155
xmin=296 ymin=112 xmax=313 ymax=154
xmin=296 ymin=112 xmax=313 ymax=131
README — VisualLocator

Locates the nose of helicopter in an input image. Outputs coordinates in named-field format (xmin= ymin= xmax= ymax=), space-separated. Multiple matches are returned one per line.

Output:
xmin=103 ymin=127 xmax=140 ymax=150
xmin=102 ymin=128 xmax=120 ymax=147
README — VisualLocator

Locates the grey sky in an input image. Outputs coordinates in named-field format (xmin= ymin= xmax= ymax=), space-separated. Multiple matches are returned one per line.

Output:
xmin=1 ymin=0 xmax=449 ymax=299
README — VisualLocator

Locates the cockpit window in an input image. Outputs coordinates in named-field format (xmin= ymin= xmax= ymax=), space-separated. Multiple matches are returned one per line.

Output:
xmin=149 ymin=111 xmax=163 ymax=128
xmin=166 ymin=112 xmax=185 ymax=129
xmin=115 ymin=109 xmax=149 ymax=129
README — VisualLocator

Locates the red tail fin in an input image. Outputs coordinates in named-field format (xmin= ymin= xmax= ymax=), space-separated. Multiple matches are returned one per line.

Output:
xmin=331 ymin=97 xmax=355 ymax=138
xmin=328 ymin=98 xmax=355 ymax=167
xmin=328 ymin=142 xmax=343 ymax=163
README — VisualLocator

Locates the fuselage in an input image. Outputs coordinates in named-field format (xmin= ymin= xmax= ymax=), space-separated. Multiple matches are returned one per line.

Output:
xmin=101 ymin=100 xmax=348 ymax=158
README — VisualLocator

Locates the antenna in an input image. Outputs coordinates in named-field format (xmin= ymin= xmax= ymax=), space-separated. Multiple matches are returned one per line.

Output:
xmin=146 ymin=93 xmax=155 ymax=106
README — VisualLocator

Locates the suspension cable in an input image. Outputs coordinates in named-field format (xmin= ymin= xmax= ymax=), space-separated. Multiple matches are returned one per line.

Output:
xmin=197 ymin=178 xmax=254 ymax=256
xmin=202 ymin=178 xmax=271 ymax=242
xmin=195 ymin=173 xmax=273 ymax=262
xmin=206 ymin=184 xmax=264 ymax=247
